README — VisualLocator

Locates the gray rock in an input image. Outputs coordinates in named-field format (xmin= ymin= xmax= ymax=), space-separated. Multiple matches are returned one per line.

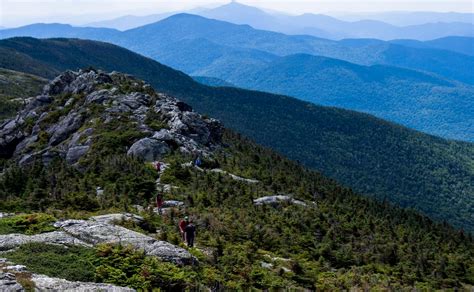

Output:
xmin=161 ymin=200 xmax=185 ymax=208
xmin=209 ymin=169 xmax=259 ymax=184
xmin=127 ymin=138 xmax=170 ymax=162
xmin=31 ymin=274 xmax=135 ymax=292
xmin=18 ymin=153 xmax=35 ymax=166
xmin=54 ymin=219 xmax=194 ymax=265
xmin=36 ymin=95 xmax=52 ymax=103
xmin=66 ymin=146 xmax=89 ymax=164
xmin=44 ymin=70 xmax=113 ymax=96
xmin=260 ymin=262 xmax=274 ymax=269
xmin=0 ymin=119 xmax=25 ymax=158
xmin=13 ymin=135 xmax=38 ymax=156
xmin=0 ymin=231 xmax=91 ymax=252
xmin=42 ymin=149 xmax=65 ymax=166
xmin=47 ymin=112 xmax=84 ymax=146
xmin=0 ymin=213 xmax=14 ymax=219
xmin=68 ymin=128 xmax=94 ymax=148
xmin=152 ymin=129 xmax=174 ymax=142
xmin=5 ymin=265 xmax=27 ymax=272
xmin=90 ymin=213 xmax=144 ymax=225
xmin=85 ymin=89 xmax=111 ymax=104
xmin=120 ymin=92 xmax=151 ymax=109
xmin=253 ymin=195 xmax=307 ymax=207
xmin=0 ymin=272 xmax=24 ymax=292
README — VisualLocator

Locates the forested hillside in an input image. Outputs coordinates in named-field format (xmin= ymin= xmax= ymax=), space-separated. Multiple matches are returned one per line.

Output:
xmin=0 ymin=37 xmax=473 ymax=234
xmin=0 ymin=69 xmax=473 ymax=290
xmin=214 ymin=53 xmax=474 ymax=141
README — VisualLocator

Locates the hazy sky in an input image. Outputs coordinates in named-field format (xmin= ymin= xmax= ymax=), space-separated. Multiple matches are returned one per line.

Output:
xmin=1 ymin=0 xmax=472 ymax=27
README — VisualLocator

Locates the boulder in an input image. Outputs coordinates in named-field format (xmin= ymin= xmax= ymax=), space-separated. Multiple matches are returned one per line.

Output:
xmin=209 ymin=169 xmax=259 ymax=184
xmin=66 ymin=146 xmax=89 ymax=164
xmin=31 ymin=274 xmax=135 ymax=292
xmin=0 ymin=272 xmax=24 ymax=292
xmin=253 ymin=195 xmax=307 ymax=207
xmin=127 ymin=138 xmax=170 ymax=162
xmin=90 ymin=213 xmax=144 ymax=225
xmin=0 ymin=213 xmax=14 ymax=219
xmin=47 ymin=112 xmax=84 ymax=146
xmin=85 ymin=89 xmax=111 ymax=104
xmin=161 ymin=200 xmax=185 ymax=208
xmin=0 ymin=231 xmax=91 ymax=252
xmin=54 ymin=219 xmax=194 ymax=265
xmin=152 ymin=129 xmax=174 ymax=142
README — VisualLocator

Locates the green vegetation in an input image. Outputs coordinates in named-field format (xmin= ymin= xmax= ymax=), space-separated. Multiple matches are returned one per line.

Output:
xmin=0 ymin=68 xmax=46 ymax=100
xmin=95 ymin=244 xmax=198 ymax=290
xmin=0 ymin=213 xmax=56 ymax=235
xmin=1 ymin=129 xmax=473 ymax=289
xmin=5 ymin=243 xmax=98 ymax=282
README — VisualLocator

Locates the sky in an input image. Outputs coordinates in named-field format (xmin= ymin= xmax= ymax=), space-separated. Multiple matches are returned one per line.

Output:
xmin=1 ymin=0 xmax=472 ymax=27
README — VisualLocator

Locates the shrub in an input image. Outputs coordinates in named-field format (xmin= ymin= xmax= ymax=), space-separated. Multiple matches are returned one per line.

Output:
xmin=5 ymin=243 xmax=98 ymax=282
xmin=0 ymin=213 xmax=57 ymax=235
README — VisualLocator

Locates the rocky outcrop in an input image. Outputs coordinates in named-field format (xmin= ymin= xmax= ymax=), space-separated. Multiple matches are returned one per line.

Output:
xmin=253 ymin=195 xmax=307 ymax=207
xmin=209 ymin=169 xmax=259 ymax=184
xmin=0 ymin=213 xmax=194 ymax=265
xmin=0 ymin=231 xmax=91 ymax=252
xmin=127 ymin=138 xmax=170 ymax=162
xmin=1 ymin=258 xmax=135 ymax=292
xmin=0 ymin=69 xmax=223 ymax=166
xmin=31 ymin=274 xmax=135 ymax=292
xmin=53 ymin=218 xmax=194 ymax=265
xmin=183 ymin=163 xmax=259 ymax=184
xmin=89 ymin=213 xmax=144 ymax=225
xmin=0 ymin=272 xmax=24 ymax=291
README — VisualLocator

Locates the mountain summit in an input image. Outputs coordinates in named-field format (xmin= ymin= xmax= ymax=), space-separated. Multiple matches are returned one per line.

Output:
xmin=0 ymin=69 xmax=223 ymax=165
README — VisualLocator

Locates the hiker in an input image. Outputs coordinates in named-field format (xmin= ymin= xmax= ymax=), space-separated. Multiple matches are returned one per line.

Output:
xmin=194 ymin=156 xmax=201 ymax=167
xmin=179 ymin=216 xmax=189 ymax=241
xmin=184 ymin=220 xmax=196 ymax=247
xmin=153 ymin=161 xmax=161 ymax=172
xmin=156 ymin=193 xmax=164 ymax=214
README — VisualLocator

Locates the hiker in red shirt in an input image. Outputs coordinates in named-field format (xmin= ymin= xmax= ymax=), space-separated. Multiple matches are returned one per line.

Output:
xmin=179 ymin=216 xmax=189 ymax=241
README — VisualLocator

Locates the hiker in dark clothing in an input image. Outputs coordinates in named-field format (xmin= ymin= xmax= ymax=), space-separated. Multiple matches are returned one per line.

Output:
xmin=184 ymin=220 xmax=196 ymax=247
xmin=156 ymin=193 xmax=164 ymax=214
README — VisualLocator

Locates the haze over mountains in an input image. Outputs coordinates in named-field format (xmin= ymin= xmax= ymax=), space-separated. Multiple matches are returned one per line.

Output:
xmin=73 ymin=2 xmax=474 ymax=41
xmin=196 ymin=2 xmax=474 ymax=40
xmin=337 ymin=11 xmax=474 ymax=25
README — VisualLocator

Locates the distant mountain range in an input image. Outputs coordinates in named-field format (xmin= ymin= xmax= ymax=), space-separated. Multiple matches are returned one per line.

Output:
xmin=391 ymin=36 xmax=474 ymax=56
xmin=1 ymin=37 xmax=473 ymax=233
xmin=117 ymin=14 xmax=474 ymax=84
xmin=85 ymin=12 xmax=175 ymax=31
xmin=0 ymin=23 xmax=120 ymax=42
xmin=196 ymin=2 xmax=474 ymax=40
xmin=1 ymin=14 xmax=473 ymax=141
xmin=63 ymin=2 xmax=474 ymax=41
xmin=337 ymin=11 xmax=474 ymax=26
